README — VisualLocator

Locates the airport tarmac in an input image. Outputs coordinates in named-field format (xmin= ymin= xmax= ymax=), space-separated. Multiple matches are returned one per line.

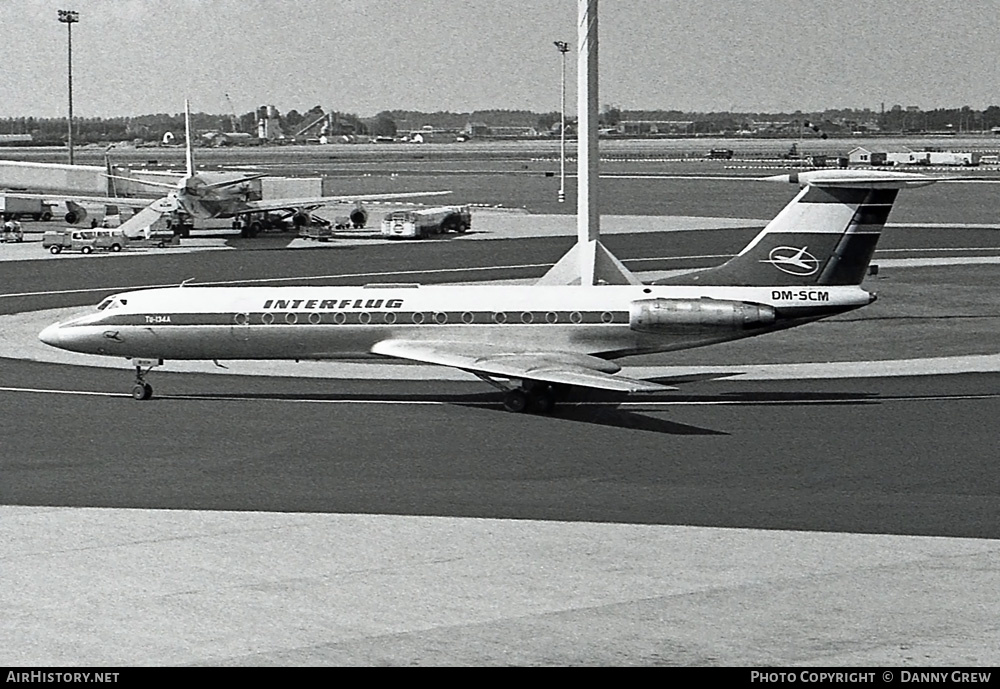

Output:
xmin=5 ymin=507 xmax=1000 ymax=666
xmin=0 ymin=211 xmax=765 ymax=261
xmin=3 ymin=187 xmax=1000 ymax=665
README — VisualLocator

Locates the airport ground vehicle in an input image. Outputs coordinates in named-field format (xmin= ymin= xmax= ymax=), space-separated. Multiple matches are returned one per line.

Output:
xmin=298 ymin=221 xmax=334 ymax=241
xmin=42 ymin=229 xmax=129 ymax=254
xmin=705 ymin=148 xmax=734 ymax=160
xmin=2 ymin=220 xmax=24 ymax=243
xmin=380 ymin=205 xmax=472 ymax=239
xmin=1 ymin=196 xmax=54 ymax=222
xmin=298 ymin=206 xmax=368 ymax=241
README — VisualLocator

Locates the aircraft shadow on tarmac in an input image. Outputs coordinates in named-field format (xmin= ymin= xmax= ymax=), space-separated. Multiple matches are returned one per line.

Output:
xmin=176 ymin=389 xmax=728 ymax=435
xmin=223 ymin=236 xmax=358 ymax=250
xmin=174 ymin=384 xmax=882 ymax=437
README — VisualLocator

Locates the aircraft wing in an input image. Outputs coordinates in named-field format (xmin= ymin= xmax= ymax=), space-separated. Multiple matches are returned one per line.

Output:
xmin=2 ymin=191 xmax=157 ymax=210
xmin=240 ymin=190 xmax=452 ymax=215
xmin=370 ymin=339 xmax=676 ymax=393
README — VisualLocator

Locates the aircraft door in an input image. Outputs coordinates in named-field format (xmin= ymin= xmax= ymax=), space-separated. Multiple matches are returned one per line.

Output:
xmin=232 ymin=312 xmax=251 ymax=343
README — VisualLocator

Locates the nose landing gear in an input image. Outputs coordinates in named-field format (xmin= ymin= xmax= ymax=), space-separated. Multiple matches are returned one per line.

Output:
xmin=129 ymin=358 xmax=162 ymax=400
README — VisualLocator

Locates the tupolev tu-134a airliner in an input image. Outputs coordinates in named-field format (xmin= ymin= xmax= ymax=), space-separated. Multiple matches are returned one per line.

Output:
xmin=39 ymin=169 xmax=936 ymax=413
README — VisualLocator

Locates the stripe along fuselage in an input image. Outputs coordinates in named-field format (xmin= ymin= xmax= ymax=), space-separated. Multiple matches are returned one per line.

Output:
xmin=40 ymin=282 xmax=872 ymax=361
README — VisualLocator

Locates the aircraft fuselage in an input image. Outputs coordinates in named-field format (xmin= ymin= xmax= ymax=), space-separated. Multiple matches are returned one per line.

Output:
xmin=39 ymin=283 xmax=873 ymax=362
xmin=178 ymin=174 xmax=257 ymax=219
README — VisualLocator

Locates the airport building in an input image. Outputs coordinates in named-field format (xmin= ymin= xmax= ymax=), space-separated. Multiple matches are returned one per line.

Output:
xmin=615 ymin=120 xmax=694 ymax=136
xmin=848 ymin=145 xmax=915 ymax=166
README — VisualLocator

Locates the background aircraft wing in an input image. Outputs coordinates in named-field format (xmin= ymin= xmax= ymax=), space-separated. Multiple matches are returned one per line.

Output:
xmin=241 ymin=190 xmax=452 ymax=215
xmin=370 ymin=339 xmax=676 ymax=393
xmin=1 ymin=191 xmax=155 ymax=209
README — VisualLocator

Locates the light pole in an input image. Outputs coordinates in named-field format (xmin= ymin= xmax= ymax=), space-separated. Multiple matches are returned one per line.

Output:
xmin=554 ymin=40 xmax=569 ymax=203
xmin=58 ymin=9 xmax=79 ymax=164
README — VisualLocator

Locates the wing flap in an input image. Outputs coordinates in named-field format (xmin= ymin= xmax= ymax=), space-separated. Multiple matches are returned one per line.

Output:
xmin=371 ymin=340 xmax=676 ymax=393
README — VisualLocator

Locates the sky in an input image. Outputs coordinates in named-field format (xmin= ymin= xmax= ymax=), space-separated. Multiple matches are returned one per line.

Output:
xmin=1 ymin=0 xmax=999 ymax=119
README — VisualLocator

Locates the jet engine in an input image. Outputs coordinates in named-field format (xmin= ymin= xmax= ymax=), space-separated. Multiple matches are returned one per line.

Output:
xmin=291 ymin=210 xmax=312 ymax=226
xmin=64 ymin=201 xmax=88 ymax=225
xmin=349 ymin=206 xmax=368 ymax=229
xmin=629 ymin=298 xmax=775 ymax=334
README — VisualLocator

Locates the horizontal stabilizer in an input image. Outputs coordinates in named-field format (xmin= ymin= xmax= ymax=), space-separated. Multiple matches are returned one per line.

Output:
xmin=764 ymin=169 xmax=937 ymax=189
xmin=200 ymin=174 xmax=267 ymax=191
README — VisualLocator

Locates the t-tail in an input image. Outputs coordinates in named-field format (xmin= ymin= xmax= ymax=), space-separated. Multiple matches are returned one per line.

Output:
xmin=658 ymin=170 xmax=936 ymax=288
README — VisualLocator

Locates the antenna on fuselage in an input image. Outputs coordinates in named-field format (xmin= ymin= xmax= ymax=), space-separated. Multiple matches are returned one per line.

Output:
xmin=537 ymin=0 xmax=639 ymax=286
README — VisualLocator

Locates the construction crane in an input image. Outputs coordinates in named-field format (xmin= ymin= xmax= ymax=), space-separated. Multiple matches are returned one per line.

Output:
xmin=224 ymin=93 xmax=240 ymax=133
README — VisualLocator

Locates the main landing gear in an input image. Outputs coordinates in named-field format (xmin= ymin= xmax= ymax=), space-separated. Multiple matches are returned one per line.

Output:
xmin=130 ymin=358 xmax=162 ymax=400
xmin=502 ymin=387 xmax=556 ymax=414
xmin=475 ymin=376 xmax=560 ymax=414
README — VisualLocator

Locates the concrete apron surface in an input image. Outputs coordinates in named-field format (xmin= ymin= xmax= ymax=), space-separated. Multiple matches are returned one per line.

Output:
xmin=3 ymin=506 xmax=999 ymax=666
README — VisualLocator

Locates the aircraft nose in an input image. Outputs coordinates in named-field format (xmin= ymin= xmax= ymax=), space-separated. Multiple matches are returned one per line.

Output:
xmin=38 ymin=322 xmax=66 ymax=348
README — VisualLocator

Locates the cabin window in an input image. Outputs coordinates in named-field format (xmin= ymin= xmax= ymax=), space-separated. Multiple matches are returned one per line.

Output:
xmin=570 ymin=311 xmax=583 ymax=324
xmin=601 ymin=311 xmax=614 ymax=324
xmin=285 ymin=313 xmax=297 ymax=325
xmin=308 ymin=312 xmax=321 ymax=325
xmin=434 ymin=312 xmax=448 ymax=324
xmin=493 ymin=312 xmax=507 ymax=324
xmin=234 ymin=313 xmax=248 ymax=325
xmin=333 ymin=312 xmax=346 ymax=325
xmin=359 ymin=312 xmax=371 ymax=325
xmin=462 ymin=311 xmax=474 ymax=324
xmin=412 ymin=312 xmax=425 ymax=324
xmin=545 ymin=312 xmax=558 ymax=324
xmin=261 ymin=312 xmax=274 ymax=325
xmin=521 ymin=311 xmax=533 ymax=324
xmin=383 ymin=312 xmax=396 ymax=325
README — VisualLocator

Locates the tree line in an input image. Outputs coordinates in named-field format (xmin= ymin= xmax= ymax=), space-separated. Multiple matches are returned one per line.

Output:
xmin=2 ymin=105 xmax=999 ymax=144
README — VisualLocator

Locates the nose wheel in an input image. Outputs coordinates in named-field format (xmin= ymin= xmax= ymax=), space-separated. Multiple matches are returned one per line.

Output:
xmin=132 ymin=382 xmax=153 ymax=400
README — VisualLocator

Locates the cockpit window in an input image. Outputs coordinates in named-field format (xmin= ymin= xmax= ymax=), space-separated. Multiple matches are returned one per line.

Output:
xmin=96 ymin=297 xmax=127 ymax=311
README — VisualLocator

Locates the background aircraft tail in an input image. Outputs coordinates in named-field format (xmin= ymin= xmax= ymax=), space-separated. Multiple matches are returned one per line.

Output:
xmin=184 ymin=99 xmax=195 ymax=178
xmin=657 ymin=170 xmax=936 ymax=287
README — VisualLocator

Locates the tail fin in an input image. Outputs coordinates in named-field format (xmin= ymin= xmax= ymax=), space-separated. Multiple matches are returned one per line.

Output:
xmin=659 ymin=170 xmax=936 ymax=287
xmin=184 ymin=99 xmax=195 ymax=178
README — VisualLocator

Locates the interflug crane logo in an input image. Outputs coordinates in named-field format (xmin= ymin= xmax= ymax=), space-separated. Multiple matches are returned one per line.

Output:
xmin=762 ymin=246 xmax=820 ymax=276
